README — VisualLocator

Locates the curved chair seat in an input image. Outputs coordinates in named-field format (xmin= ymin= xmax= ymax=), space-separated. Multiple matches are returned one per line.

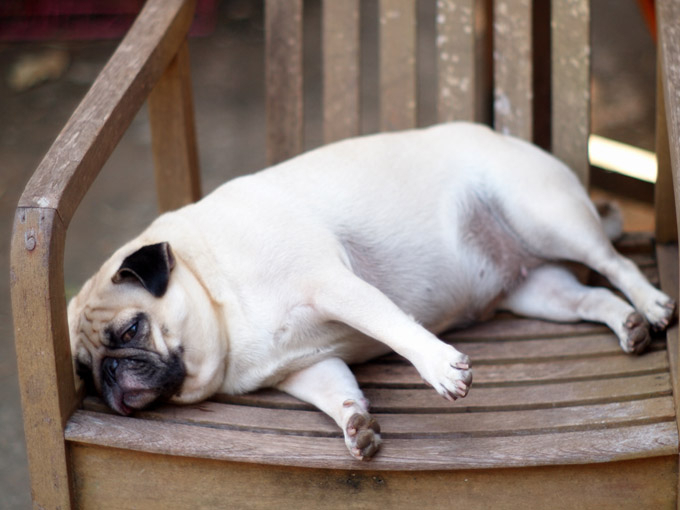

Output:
xmin=63 ymin=235 xmax=680 ymax=508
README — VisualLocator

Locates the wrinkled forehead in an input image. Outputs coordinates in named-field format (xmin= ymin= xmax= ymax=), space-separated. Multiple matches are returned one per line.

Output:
xmin=70 ymin=304 xmax=125 ymax=353
xmin=68 ymin=282 xmax=146 ymax=354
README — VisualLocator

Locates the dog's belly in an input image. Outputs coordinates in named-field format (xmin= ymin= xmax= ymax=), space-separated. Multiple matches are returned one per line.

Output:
xmin=339 ymin=196 xmax=539 ymax=334
xmin=343 ymin=241 xmax=521 ymax=334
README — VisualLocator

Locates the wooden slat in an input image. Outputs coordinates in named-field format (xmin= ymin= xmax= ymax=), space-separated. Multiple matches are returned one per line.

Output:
xmin=436 ymin=0 xmax=476 ymax=122
xmin=265 ymin=0 xmax=304 ymax=165
xmin=66 ymin=410 xmax=678 ymax=470
xmin=443 ymin=316 xmax=609 ymax=341
xmin=86 ymin=397 xmax=675 ymax=440
xmin=379 ymin=0 xmax=417 ymax=131
xmin=17 ymin=0 xmax=197 ymax=227
xmin=493 ymin=0 xmax=532 ymax=140
xmin=451 ymin=335 xmax=664 ymax=364
xmin=10 ymin=208 xmax=78 ymax=509
xmin=148 ymin=38 xmax=201 ymax=212
xmin=70 ymin=445 xmax=678 ymax=510
xmin=219 ymin=373 xmax=672 ymax=412
xmin=354 ymin=350 xmax=669 ymax=387
xmin=379 ymin=398 xmax=675 ymax=437
xmin=322 ymin=0 xmax=361 ymax=143
xmin=613 ymin=231 xmax=656 ymax=254
xmin=379 ymin=337 xmax=665 ymax=366
xmin=551 ymin=0 xmax=590 ymax=185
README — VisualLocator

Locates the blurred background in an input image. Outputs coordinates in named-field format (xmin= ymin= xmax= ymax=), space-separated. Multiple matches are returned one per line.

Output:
xmin=0 ymin=1 xmax=659 ymax=507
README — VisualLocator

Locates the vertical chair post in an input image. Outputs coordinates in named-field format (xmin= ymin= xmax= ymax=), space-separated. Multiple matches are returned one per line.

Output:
xmin=322 ymin=0 xmax=361 ymax=144
xmin=265 ymin=0 xmax=304 ymax=165
xmin=149 ymin=39 xmax=202 ymax=212
xmin=493 ymin=0 xmax=533 ymax=140
xmin=656 ymin=2 xmax=680 ymax=508
xmin=656 ymin=0 xmax=680 ymax=239
xmin=10 ymin=208 xmax=78 ymax=509
xmin=655 ymin=43 xmax=678 ymax=244
xmin=379 ymin=0 xmax=417 ymax=131
xmin=436 ymin=0 xmax=477 ymax=123
xmin=656 ymin=68 xmax=678 ymax=245
xmin=551 ymin=0 xmax=590 ymax=186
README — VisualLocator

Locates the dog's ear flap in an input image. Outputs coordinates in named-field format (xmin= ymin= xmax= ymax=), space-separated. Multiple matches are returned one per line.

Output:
xmin=112 ymin=242 xmax=175 ymax=298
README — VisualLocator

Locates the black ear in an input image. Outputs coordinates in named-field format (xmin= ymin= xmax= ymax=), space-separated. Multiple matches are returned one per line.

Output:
xmin=112 ymin=242 xmax=175 ymax=298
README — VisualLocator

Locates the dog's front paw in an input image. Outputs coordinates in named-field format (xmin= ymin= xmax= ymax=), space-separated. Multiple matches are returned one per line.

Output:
xmin=344 ymin=410 xmax=381 ymax=461
xmin=418 ymin=344 xmax=473 ymax=402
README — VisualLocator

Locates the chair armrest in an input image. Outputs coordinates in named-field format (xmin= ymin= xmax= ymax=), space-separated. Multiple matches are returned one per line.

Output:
xmin=10 ymin=1 xmax=196 ymax=507
xmin=18 ymin=0 xmax=196 ymax=226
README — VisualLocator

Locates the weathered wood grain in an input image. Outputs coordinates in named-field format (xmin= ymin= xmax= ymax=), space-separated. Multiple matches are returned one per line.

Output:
xmin=354 ymin=350 xmax=669 ymax=387
xmin=436 ymin=0 xmax=476 ymax=122
xmin=657 ymin=11 xmax=680 ymax=500
xmin=442 ymin=316 xmax=609 ymax=341
xmin=70 ymin=445 xmax=678 ymax=510
xmin=656 ymin=51 xmax=678 ymax=244
xmin=16 ymin=2 xmax=680 ymax=507
xmin=11 ymin=3 xmax=197 ymax=508
xmin=657 ymin=244 xmax=680 ymax=447
xmin=322 ymin=0 xmax=361 ymax=143
xmin=10 ymin=208 xmax=78 ymax=509
xmin=450 ymin=334 xmax=663 ymax=363
xmin=85 ymin=396 xmax=674 ymax=440
xmin=493 ymin=0 xmax=532 ymax=140
xmin=657 ymin=0 xmax=680 ymax=248
xmin=266 ymin=0 xmax=304 ymax=164
xmin=379 ymin=0 xmax=417 ymax=131
xmin=17 ymin=0 xmax=197 ymax=227
xmin=66 ymin=411 xmax=678 ymax=470
xmin=551 ymin=0 xmax=590 ymax=184
xmin=218 ymin=373 xmax=672 ymax=412
xmin=148 ymin=38 xmax=202 ymax=212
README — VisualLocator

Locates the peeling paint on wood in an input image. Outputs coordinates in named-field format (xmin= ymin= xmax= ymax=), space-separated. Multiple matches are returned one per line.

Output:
xmin=493 ymin=0 xmax=533 ymax=140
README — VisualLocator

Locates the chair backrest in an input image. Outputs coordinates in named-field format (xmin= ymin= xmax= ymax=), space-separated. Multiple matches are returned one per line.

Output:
xmin=264 ymin=0 xmax=591 ymax=186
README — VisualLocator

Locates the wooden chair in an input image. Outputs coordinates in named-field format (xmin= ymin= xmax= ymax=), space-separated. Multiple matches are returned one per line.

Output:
xmin=10 ymin=0 xmax=680 ymax=507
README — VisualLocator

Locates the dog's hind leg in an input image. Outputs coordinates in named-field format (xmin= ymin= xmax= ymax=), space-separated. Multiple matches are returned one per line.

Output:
xmin=500 ymin=264 xmax=651 ymax=353
xmin=497 ymin=182 xmax=675 ymax=331
xmin=276 ymin=357 xmax=381 ymax=460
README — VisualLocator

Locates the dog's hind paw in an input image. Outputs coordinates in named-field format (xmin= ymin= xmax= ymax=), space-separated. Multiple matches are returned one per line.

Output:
xmin=344 ymin=411 xmax=381 ymax=461
xmin=644 ymin=297 xmax=677 ymax=331
xmin=620 ymin=312 xmax=651 ymax=354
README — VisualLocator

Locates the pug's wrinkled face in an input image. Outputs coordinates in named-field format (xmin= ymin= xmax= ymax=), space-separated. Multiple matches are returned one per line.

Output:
xmin=68 ymin=243 xmax=187 ymax=415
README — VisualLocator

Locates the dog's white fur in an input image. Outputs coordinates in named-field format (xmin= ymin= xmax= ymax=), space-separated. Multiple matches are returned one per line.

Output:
xmin=69 ymin=122 xmax=675 ymax=460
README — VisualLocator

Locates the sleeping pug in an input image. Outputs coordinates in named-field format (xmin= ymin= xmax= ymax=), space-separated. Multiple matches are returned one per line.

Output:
xmin=68 ymin=122 xmax=676 ymax=460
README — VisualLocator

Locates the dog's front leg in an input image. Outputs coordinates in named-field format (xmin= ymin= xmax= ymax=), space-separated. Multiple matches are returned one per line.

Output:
xmin=311 ymin=270 xmax=472 ymax=402
xmin=276 ymin=357 xmax=381 ymax=460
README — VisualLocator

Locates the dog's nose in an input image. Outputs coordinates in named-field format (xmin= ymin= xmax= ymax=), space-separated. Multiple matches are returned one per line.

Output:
xmin=102 ymin=357 xmax=119 ymax=383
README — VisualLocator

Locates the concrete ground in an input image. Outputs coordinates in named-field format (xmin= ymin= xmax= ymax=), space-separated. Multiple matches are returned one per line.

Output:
xmin=0 ymin=1 xmax=657 ymax=508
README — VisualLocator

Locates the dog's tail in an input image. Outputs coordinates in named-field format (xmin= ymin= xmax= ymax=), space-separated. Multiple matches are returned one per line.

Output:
xmin=595 ymin=200 xmax=624 ymax=241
